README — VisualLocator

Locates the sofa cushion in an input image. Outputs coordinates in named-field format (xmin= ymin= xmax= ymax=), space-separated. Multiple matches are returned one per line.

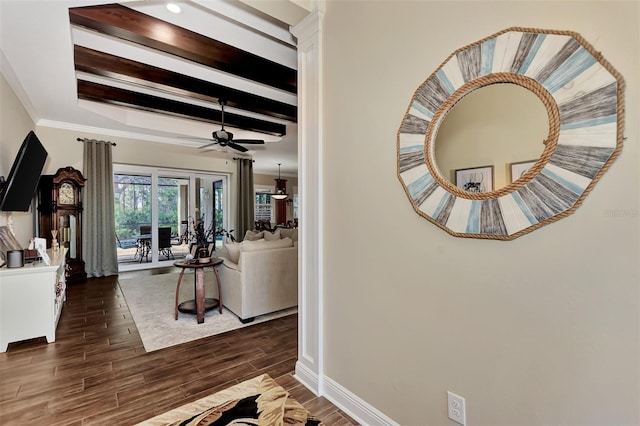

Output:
xmin=279 ymin=228 xmax=298 ymax=242
xmin=244 ymin=230 xmax=264 ymax=241
xmin=224 ymin=241 xmax=241 ymax=263
xmin=240 ymin=237 xmax=292 ymax=253
xmin=263 ymin=228 xmax=281 ymax=241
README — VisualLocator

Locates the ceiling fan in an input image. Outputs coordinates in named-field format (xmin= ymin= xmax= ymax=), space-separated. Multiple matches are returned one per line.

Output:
xmin=180 ymin=100 xmax=265 ymax=153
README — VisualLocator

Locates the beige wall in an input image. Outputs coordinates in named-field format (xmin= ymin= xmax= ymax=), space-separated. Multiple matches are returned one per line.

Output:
xmin=322 ymin=1 xmax=639 ymax=425
xmin=0 ymin=73 xmax=36 ymax=245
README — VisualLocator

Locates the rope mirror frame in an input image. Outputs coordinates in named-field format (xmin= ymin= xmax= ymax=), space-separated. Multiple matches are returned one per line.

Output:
xmin=397 ymin=27 xmax=625 ymax=240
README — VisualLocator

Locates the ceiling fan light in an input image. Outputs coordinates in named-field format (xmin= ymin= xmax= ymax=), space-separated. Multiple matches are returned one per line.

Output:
xmin=271 ymin=163 xmax=288 ymax=200
xmin=271 ymin=192 xmax=288 ymax=200
xmin=214 ymin=130 xmax=229 ymax=141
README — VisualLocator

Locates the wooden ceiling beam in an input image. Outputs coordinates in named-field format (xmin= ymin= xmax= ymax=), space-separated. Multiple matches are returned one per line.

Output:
xmin=74 ymin=45 xmax=297 ymax=122
xmin=69 ymin=4 xmax=297 ymax=94
xmin=77 ymin=80 xmax=287 ymax=137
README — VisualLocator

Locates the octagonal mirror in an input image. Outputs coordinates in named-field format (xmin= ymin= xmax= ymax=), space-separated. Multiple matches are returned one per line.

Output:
xmin=397 ymin=27 xmax=625 ymax=240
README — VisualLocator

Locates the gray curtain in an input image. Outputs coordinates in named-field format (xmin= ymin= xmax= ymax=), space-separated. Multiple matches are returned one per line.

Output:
xmin=82 ymin=139 xmax=118 ymax=277
xmin=236 ymin=158 xmax=254 ymax=242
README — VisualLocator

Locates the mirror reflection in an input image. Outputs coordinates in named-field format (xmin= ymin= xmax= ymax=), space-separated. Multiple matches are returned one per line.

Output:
xmin=434 ymin=83 xmax=549 ymax=191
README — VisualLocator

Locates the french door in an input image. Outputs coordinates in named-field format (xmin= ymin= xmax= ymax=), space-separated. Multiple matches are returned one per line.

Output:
xmin=114 ymin=164 xmax=229 ymax=271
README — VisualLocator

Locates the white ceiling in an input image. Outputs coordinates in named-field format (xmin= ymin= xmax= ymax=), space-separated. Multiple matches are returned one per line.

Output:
xmin=0 ymin=0 xmax=307 ymax=176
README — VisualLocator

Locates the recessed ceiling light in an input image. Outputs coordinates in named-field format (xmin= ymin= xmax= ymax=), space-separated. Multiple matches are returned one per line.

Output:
xmin=166 ymin=3 xmax=181 ymax=13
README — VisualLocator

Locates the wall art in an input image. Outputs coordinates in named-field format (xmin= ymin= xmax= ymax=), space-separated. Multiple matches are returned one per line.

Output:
xmin=397 ymin=27 xmax=625 ymax=240
xmin=509 ymin=160 xmax=536 ymax=183
xmin=455 ymin=165 xmax=494 ymax=192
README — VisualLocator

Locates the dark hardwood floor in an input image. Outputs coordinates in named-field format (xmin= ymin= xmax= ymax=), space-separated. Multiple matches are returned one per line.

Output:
xmin=0 ymin=273 xmax=357 ymax=425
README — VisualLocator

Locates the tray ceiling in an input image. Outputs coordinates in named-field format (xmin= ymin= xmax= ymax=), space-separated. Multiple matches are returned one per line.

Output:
xmin=0 ymin=0 xmax=303 ymax=176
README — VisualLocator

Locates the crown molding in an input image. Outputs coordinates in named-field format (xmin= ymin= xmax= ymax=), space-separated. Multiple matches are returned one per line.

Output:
xmin=1 ymin=49 xmax=41 ymax=125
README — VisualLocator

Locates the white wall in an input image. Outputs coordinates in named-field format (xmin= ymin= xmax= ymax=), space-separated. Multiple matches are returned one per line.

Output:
xmin=322 ymin=1 xmax=639 ymax=424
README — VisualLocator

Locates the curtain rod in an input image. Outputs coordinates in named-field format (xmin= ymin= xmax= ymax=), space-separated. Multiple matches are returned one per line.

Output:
xmin=76 ymin=137 xmax=116 ymax=146
xmin=232 ymin=157 xmax=254 ymax=162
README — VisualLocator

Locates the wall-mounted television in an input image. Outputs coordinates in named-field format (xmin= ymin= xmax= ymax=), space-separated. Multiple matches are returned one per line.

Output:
xmin=0 ymin=130 xmax=48 ymax=212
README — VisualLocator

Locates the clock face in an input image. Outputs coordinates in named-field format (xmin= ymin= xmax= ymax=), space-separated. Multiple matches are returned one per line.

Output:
xmin=59 ymin=183 xmax=75 ymax=204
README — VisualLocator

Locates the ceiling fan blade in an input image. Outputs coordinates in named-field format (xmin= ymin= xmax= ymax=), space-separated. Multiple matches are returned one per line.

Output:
xmin=198 ymin=141 xmax=221 ymax=150
xmin=227 ymin=142 xmax=249 ymax=152
xmin=233 ymin=139 xmax=265 ymax=144
xmin=184 ymin=102 xmax=263 ymax=153
xmin=177 ymin=136 xmax=214 ymax=142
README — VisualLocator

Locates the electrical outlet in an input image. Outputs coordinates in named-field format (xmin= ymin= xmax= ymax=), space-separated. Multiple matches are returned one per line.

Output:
xmin=447 ymin=391 xmax=466 ymax=425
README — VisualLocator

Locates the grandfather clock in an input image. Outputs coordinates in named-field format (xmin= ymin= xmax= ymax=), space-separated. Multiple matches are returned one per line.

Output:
xmin=38 ymin=167 xmax=87 ymax=284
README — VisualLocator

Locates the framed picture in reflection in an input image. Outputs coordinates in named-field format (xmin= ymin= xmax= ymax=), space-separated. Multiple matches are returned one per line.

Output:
xmin=455 ymin=165 xmax=494 ymax=193
xmin=510 ymin=160 xmax=537 ymax=183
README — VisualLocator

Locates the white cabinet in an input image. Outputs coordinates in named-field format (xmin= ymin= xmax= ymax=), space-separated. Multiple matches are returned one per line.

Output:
xmin=0 ymin=249 xmax=67 ymax=352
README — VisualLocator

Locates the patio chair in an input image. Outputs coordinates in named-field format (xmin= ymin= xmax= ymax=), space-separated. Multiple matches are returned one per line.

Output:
xmin=136 ymin=225 xmax=152 ymax=262
xmin=172 ymin=220 xmax=189 ymax=245
xmin=159 ymin=227 xmax=175 ymax=260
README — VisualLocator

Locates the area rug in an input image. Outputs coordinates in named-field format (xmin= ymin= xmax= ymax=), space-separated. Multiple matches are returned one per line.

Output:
xmin=119 ymin=270 xmax=296 ymax=352
xmin=136 ymin=374 xmax=319 ymax=426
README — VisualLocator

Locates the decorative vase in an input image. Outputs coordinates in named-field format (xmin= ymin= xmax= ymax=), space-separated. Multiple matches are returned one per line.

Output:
xmin=197 ymin=247 xmax=211 ymax=263
xmin=51 ymin=229 xmax=59 ymax=251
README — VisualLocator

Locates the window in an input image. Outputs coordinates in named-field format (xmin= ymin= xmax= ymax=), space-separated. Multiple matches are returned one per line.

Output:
xmin=114 ymin=164 xmax=229 ymax=270
xmin=293 ymin=194 xmax=298 ymax=219
xmin=114 ymin=174 xmax=152 ymax=242
xmin=255 ymin=192 xmax=273 ymax=222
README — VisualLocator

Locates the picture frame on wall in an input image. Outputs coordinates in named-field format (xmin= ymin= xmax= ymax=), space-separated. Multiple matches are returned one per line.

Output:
xmin=455 ymin=165 xmax=494 ymax=193
xmin=510 ymin=160 xmax=537 ymax=183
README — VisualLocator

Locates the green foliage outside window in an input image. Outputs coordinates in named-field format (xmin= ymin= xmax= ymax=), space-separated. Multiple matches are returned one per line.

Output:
xmin=114 ymin=175 xmax=180 ymax=240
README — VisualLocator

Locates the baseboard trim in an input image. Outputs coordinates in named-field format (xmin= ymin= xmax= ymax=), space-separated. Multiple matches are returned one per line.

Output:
xmin=322 ymin=375 xmax=398 ymax=426
xmin=294 ymin=360 xmax=321 ymax=396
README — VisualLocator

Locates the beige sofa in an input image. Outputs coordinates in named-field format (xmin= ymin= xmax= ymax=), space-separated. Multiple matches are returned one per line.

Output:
xmin=217 ymin=235 xmax=297 ymax=323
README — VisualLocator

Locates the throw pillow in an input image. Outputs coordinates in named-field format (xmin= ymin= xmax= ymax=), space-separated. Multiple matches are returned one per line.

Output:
xmin=244 ymin=230 xmax=264 ymax=241
xmin=223 ymin=241 xmax=241 ymax=263
xmin=240 ymin=237 xmax=293 ymax=253
xmin=279 ymin=228 xmax=298 ymax=242
xmin=263 ymin=228 xmax=281 ymax=241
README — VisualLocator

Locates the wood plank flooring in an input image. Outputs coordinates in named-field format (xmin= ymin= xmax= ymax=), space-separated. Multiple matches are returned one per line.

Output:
xmin=0 ymin=273 xmax=357 ymax=425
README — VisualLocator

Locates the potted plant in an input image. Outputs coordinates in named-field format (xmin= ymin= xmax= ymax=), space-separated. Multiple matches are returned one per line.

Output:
xmin=188 ymin=215 xmax=213 ymax=258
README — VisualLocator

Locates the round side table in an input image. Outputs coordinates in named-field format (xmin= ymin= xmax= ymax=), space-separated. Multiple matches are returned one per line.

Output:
xmin=173 ymin=258 xmax=224 ymax=324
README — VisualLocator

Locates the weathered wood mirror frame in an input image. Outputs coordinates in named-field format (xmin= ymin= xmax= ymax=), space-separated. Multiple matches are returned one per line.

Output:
xmin=397 ymin=27 xmax=625 ymax=240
